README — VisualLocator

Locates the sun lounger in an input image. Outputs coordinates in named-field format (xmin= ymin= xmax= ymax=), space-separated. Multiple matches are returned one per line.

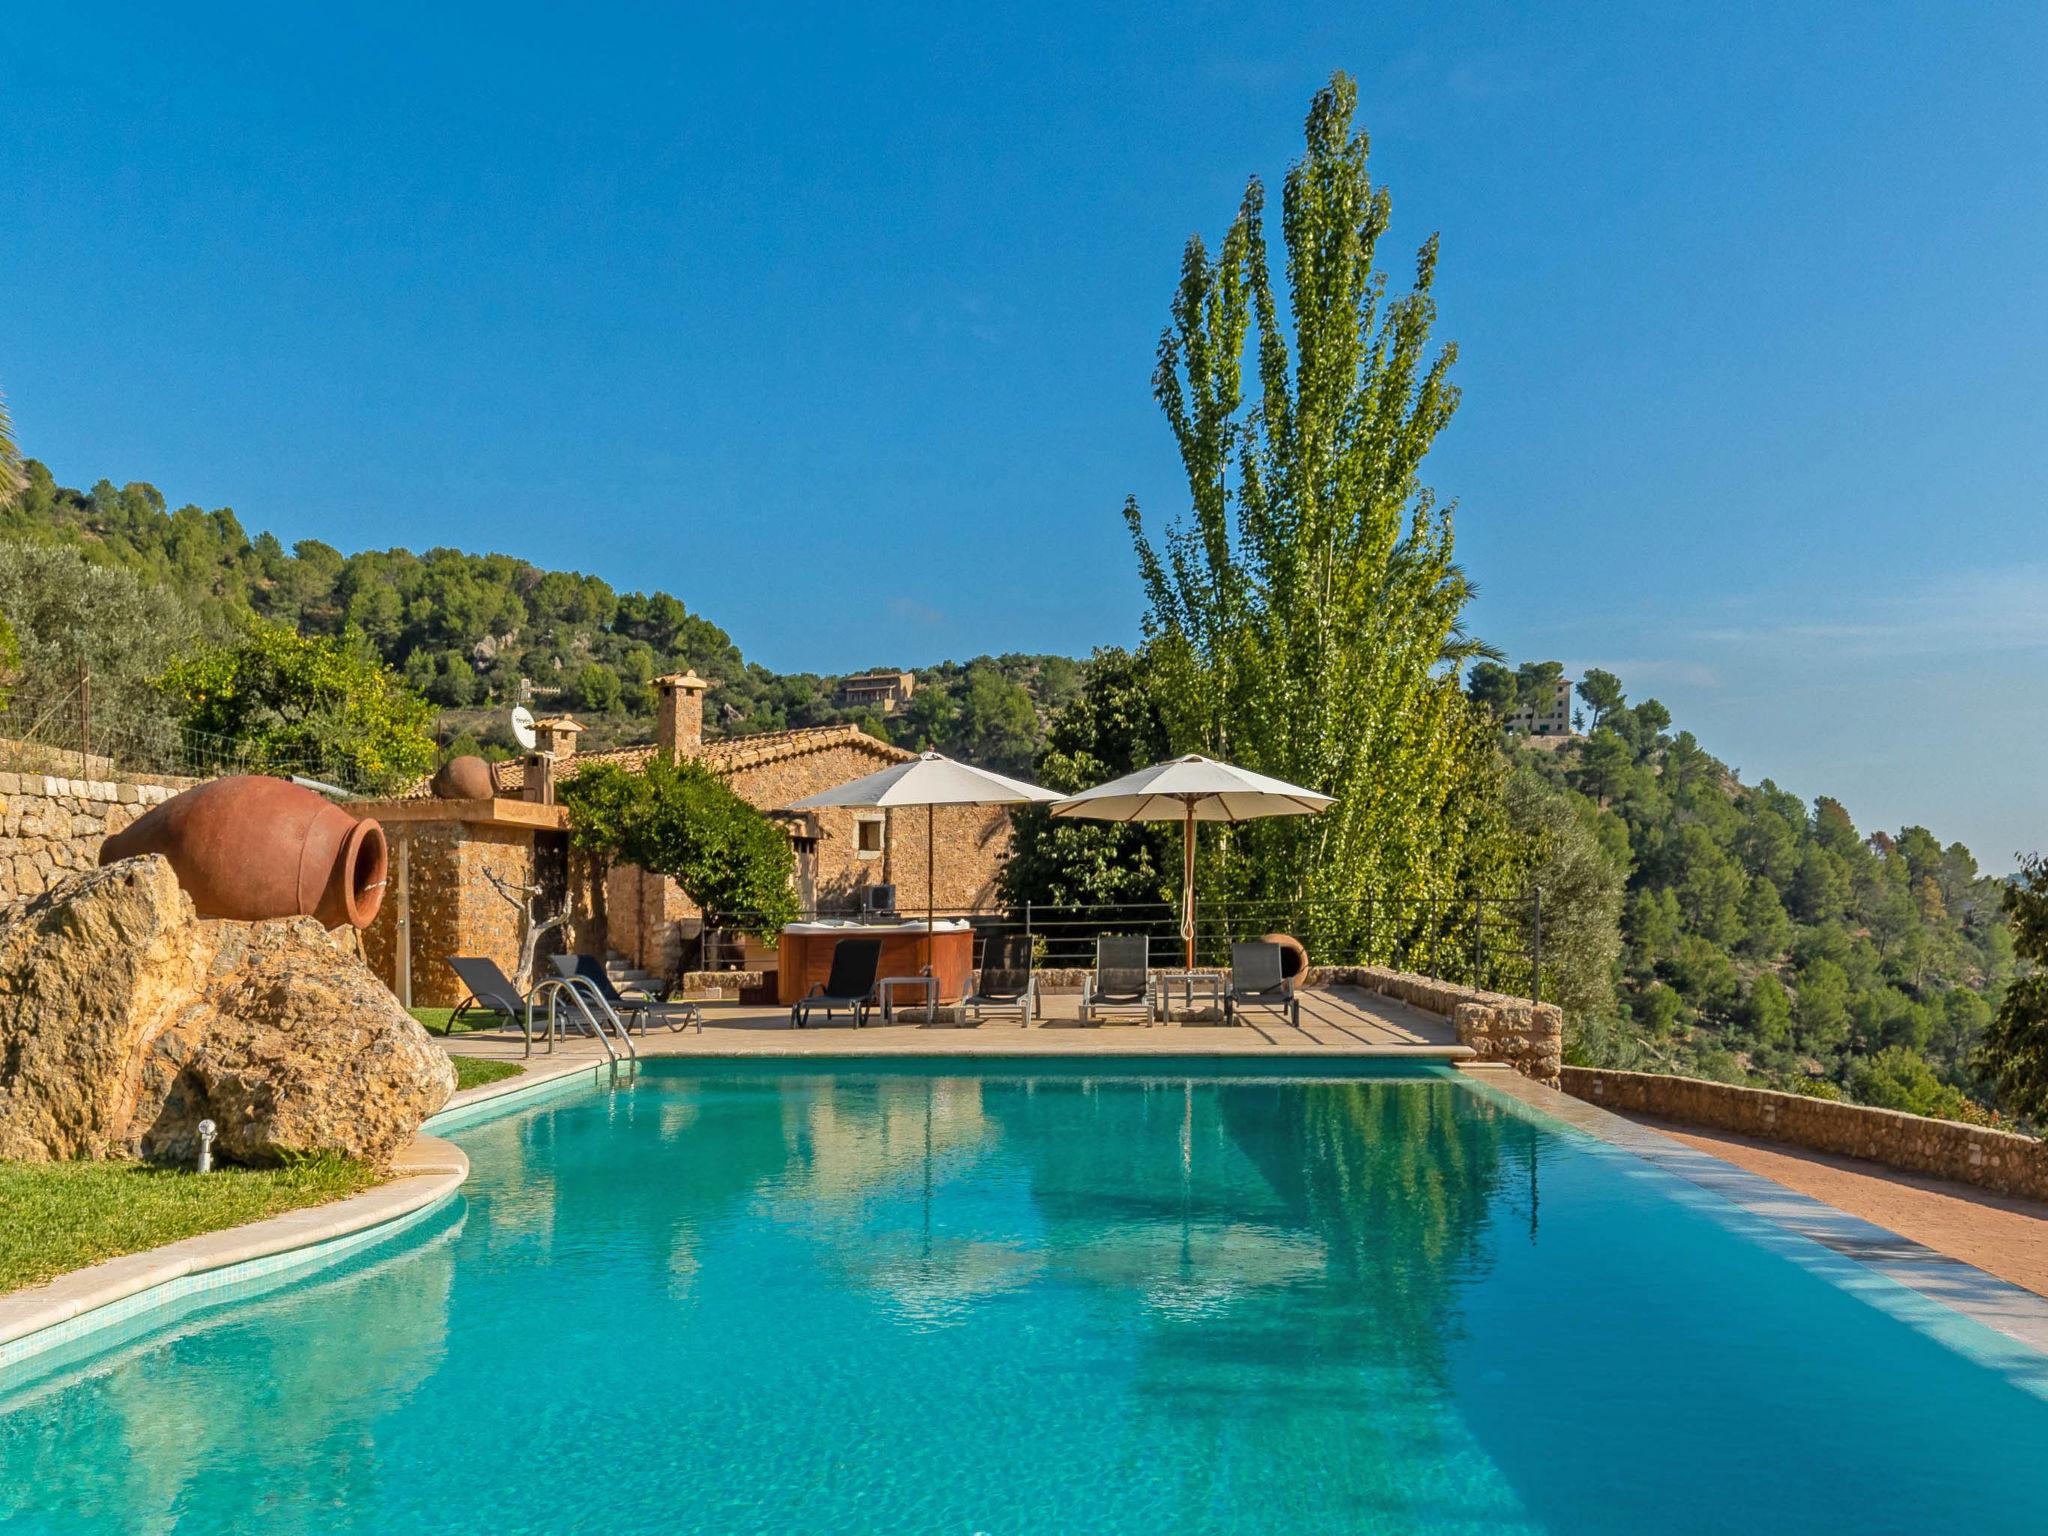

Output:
xmin=446 ymin=955 xmax=617 ymax=1056
xmin=960 ymin=933 xmax=1037 ymax=1026
xmin=445 ymin=956 xmax=538 ymax=1034
xmin=551 ymin=953 xmax=703 ymax=1034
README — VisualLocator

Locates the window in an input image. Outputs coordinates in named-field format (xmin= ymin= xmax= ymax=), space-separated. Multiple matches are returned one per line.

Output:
xmin=855 ymin=816 xmax=885 ymax=857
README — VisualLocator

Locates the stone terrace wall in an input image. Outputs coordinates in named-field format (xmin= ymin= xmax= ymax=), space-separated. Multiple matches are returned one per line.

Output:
xmin=0 ymin=769 xmax=203 ymax=907
xmin=1562 ymin=1066 xmax=2048 ymax=1203
xmin=1317 ymin=965 xmax=1564 ymax=1087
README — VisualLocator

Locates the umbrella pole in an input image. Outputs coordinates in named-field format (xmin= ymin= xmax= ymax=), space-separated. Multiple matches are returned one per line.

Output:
xmin=927 ymin=802 xmax=936 ymax=981
xmin=1183 ymin=801 xmax=1196 ymax=970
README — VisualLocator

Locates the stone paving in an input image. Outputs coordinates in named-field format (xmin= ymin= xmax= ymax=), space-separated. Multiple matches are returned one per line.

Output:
xmin=435 ymin=983 xmax=1466 ymax=1063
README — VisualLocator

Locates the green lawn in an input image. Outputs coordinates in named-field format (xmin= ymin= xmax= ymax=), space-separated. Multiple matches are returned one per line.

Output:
xmin=409 ymin=1005 xmax=537 ymax=1040
xmin=0 ymin=1156 xmax=380 ymax=1295
xmin=450 ymin=1056 xmax=524 ymax=1092
xmin=409 ymin=1006 xmax=479 ymax=1035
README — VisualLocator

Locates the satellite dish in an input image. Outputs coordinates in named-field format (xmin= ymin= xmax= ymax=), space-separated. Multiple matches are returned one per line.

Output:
xmin=510 ymin=706 xmax=538 ymax=752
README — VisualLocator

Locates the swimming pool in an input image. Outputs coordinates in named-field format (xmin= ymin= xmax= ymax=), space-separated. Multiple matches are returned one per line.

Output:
xmin=4 ymin=1060 xmax=2044 ymax=1533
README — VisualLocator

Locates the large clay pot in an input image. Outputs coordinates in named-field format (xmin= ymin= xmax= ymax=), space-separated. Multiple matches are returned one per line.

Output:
xmin=430 ymin=755 xmax=497 ymax=800
xmin=1261 ymin=932 xmax=1309 ymax=979
xmin=100 ymin=775 xmax=389 ymax=929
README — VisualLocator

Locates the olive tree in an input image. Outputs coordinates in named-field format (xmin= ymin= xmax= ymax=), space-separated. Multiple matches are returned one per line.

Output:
xmin=562 ymin=757 xmax=800 ymax=970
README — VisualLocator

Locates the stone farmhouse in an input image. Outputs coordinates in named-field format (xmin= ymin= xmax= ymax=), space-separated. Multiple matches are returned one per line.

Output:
xmin=834 ymin=669 xmax=917 ymax=714
xmin=352 ymin=673 xmax=1011 ymax=1008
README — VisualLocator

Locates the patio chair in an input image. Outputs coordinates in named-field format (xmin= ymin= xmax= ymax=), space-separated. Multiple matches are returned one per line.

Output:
xmin=1224 ymin=941 xmax=1301 ymax=1028
xmin=959 ymin=933 xmax=1037 ymax=1027
xmin=1081 ymin=935 xmax=1153 ymax=1025
xmin=791 ymin=937 xmax=883 ymax=1028
xmin=551 ymin=953 xmax=703 ymax=1035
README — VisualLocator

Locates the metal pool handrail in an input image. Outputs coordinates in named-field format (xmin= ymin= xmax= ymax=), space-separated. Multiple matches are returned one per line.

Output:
xmin=523 ymin=977 xmax=633 ymax=1065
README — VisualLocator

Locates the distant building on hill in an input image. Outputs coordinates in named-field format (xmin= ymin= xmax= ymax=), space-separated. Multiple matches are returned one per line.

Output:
xmin=835 ymin=669 xmax=917 ymax=715
xmin=1506 ymin=674 xmax=1576 ymax=738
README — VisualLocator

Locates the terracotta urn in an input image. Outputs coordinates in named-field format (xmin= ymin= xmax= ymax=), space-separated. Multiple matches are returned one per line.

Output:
xmin=100 ymin=775 xmax=389 ymax=929
xmin=1261 ymin=932 xmax=1309 ymax=979
xmin=430 ymin=754 xmax=497 ymax=800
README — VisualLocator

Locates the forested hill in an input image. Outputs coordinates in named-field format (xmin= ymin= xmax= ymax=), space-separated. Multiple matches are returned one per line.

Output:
xmin=0 ymin=461 xmax=1080 ymax=771
xmin=1471 ymin=661 xmax=2016 ymax=1124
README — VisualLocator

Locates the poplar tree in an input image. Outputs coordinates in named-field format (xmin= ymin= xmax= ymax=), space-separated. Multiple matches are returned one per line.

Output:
xmin=1125 ymin=72 xmax=1496 ymax=949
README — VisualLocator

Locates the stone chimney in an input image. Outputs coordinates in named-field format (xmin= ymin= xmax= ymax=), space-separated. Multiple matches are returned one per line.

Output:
xmin=653 ymin=672 xmax=708 ymax=763
xmin=524 ymin=715 xmax=583 ymax=804
xmin=534 ymin=716 xmax=583 ymax=759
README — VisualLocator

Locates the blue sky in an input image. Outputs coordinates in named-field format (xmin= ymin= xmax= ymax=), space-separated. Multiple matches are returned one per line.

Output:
xmin=4 ymin=3 xmax=2044 ymax=866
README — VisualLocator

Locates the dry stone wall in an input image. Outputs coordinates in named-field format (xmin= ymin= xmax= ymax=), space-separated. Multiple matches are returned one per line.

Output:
xmin=0 ymin=769 xmax=202 ymax=907
xmin=1562 ymin=1066 xmax=2048 ymax=1203
xmin=1309 ymin=965 xmax=1564 ymax=1086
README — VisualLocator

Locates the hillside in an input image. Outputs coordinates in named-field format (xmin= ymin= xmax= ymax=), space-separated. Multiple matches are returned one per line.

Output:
xmin=0 ymin=461 xmax=1079 ymax=773
xmin=1477 ymin=663 xmax=2014 ymax=1124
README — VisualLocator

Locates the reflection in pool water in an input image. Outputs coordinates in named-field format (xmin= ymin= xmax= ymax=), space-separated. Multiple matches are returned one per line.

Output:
xmin=2 ymin=1063 xmax=2044 ymax=1534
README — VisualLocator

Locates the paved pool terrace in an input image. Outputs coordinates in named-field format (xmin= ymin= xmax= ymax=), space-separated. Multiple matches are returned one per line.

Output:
xmin=438 ymin=982 xmax=1467 ymax=1063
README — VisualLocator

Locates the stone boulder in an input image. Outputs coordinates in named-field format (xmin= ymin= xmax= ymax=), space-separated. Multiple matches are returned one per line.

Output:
xmin=0 ymin=857 xmax=456 ymax=1167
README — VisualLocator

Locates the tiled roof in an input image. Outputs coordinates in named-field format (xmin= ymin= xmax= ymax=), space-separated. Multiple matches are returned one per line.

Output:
xmin=399 ymin=724 xmax=913 ymax=800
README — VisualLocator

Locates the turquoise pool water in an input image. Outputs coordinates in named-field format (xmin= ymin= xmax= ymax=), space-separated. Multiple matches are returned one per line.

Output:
xmin=4 ymin=1061 xmax=2046 ymax=1533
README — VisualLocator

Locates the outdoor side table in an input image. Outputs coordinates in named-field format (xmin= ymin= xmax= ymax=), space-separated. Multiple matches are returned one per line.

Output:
xmin=1152 ymin=971 xmax=1224 ymax=1024
xmin=878 ymin=974 xmax=940 ymax=1024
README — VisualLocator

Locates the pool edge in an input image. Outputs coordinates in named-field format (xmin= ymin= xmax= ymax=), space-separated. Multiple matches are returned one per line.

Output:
xmin=0 ymin=1134 xmax=469 ymax=1376
xmin=1460 ymin=1066 xmax=2048 ymax=1375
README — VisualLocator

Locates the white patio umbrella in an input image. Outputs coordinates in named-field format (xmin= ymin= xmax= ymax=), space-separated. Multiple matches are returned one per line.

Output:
xmin=1049 ymin=754 xmax=1334 ymax=969
xmin=787 ymin=751 xmax=1061 ymax=969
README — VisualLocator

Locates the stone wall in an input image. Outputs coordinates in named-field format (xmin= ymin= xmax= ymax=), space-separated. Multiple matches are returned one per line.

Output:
xmin=1308 ymin=965 xmax=1564 ymax=1086
xmin=0 ymin=769 xmax=202 ymax=907
xmin=362 ymin=820 xmax=547 ymax=1009
xmin=601 ymin=748 xmax=1014 ymax=975
xmin=1561 ymin=1066 xmax=2048 ymax=1203
xmin=725 ymin=744 xmax=1010 ymax=913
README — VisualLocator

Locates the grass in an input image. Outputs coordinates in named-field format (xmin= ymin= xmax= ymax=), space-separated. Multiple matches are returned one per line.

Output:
xmin=450 ymin=1056 xmax=524 ymax=1092
xmin=0 ymin=1156 xmax=380 ymax=1296
xmin=409 ymin=1005 xmax=485 ymax=1035
xmin=409 ymin=1005 xmax=538 ymax=1040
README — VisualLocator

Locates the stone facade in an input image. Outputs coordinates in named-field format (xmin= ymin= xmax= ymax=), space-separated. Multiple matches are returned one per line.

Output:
xmin=1304 ymin=965 xmax=1564 ymax=1086
xmin=359 ymin=805 xmax=569 ymax=1009
xmin=1561 ymin=1066 xmax=2048 ymax=1202
xmin=0 ymin=770 xmax=202 ymax=908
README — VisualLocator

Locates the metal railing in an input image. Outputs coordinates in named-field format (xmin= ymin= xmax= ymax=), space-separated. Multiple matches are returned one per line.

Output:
xmin=699 ymin=888 xmax=1545 ymax=1003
